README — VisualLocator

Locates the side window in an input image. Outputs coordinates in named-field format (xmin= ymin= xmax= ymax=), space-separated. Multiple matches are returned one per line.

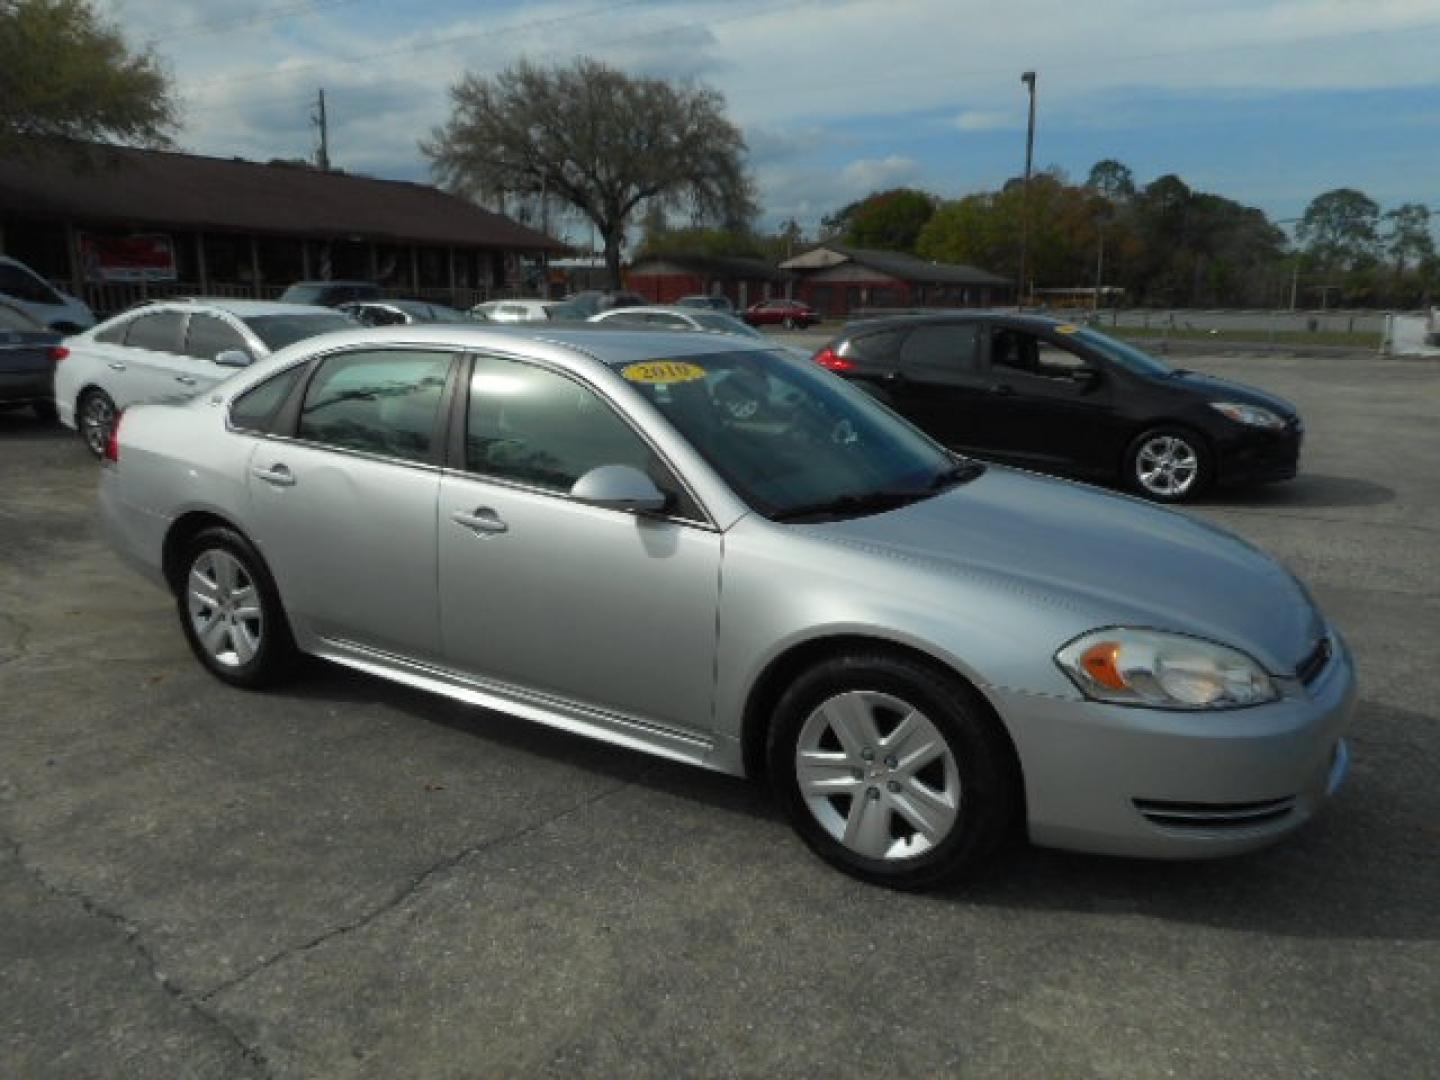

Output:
xmin=992 ymin=329 xmax=1085 ymax=381
xmin=123 ymin=310 xmax=186 ymax=353
xmin=646 ymin=313 xmax=688 ymax=328
xmin=464 ymin=355 xmax=697 ymax=516
xmin=230 ymin=365 xmax=304 ymax=432
xmin=185 ymin=314 xmax=251 ymax=361
xmin=899 ymin=324 xmax=981 ymax=383
xmin=0 ymin=264 xmax=61 ymax=304
xmin=297 ymin=349 xmax=453 ymax=463
xmin=0 ymin=303 xmax=39 ymax=331
xmin=95 ymin=317 xmax=130 ymax=345
xmin=844 ymin=328 xmax=907 ymax=364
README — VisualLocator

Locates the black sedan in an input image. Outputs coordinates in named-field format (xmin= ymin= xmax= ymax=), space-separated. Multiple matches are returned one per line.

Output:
xmin=814 ymin=313 xmax=1302 ymax=502
xmin=0 ymin=299 xmax=63 ymax=422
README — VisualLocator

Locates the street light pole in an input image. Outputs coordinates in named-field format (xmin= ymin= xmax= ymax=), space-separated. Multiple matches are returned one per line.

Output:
xmin=1018 ymin=70 xmax=1037 ymax=309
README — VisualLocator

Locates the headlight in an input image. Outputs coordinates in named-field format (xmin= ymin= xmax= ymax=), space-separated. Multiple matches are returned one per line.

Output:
xmin=1209 ymin=401 xmax=1286 ymax=429
xmin=1055 ymin=628 xmax=1278 ymax=710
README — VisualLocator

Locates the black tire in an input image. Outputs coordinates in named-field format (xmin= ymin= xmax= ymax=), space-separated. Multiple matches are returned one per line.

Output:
xmin=32 ymin=399 xmax=58 ymax=423
xmin=77 ymin=388 xmax=116 ymax=458
xmin=175 ymin=526 xmax=298 ymax=689
xmin=1124 ymin=426 xmax=1211 ymax=503
xmin=767 ymin=651 xmax=1018 ymax=889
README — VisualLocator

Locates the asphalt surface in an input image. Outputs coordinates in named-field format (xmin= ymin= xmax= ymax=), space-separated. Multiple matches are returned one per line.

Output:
xmin=2 ymin=350 xmax=1437 ymax=1079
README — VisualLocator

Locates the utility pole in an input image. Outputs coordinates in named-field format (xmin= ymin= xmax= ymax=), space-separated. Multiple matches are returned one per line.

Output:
xmin=312 ymin=88 xmax=330 ymax=171
xmin=1017 ymin=70 xmax=1037 ymax=309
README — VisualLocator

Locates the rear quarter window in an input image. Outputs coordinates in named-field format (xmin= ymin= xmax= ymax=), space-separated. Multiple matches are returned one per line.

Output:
xmin=842 ymin=328 xmax=908 ymax=366
xmin=230 ymin=365 xmax=304 ymax=432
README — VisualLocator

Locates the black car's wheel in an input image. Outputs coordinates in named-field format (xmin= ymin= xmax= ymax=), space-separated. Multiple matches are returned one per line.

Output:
xmin=768 ymin=651 xmax=1018 ymax=889
xmin=77 ymin=389 xmax=116 ymax=457
xmin=1125 ymin=426 xmax=1211 ymax=502
xmin=176 ymin=526 xmax=298 ymax=689
xmin=32 ymin=399 xmax=58 ymax=423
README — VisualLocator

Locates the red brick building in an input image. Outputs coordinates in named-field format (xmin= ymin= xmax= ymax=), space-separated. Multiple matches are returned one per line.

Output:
xmin=780 ymin=244 xmax=1011 ymax=318
xmin=625 ymin=253 xmax=792 ymax=309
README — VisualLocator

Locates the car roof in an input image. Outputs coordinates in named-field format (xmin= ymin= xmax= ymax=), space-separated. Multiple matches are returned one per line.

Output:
xmin=131 ymin=298 xmax=338 ymax=318
xmin=838 ymin=310 xmax=1071 ymax=335
xmin=593 ymin=305 xmax=698 ymax=317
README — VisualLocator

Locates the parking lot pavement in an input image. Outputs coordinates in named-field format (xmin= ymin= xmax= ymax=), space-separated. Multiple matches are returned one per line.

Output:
xmin=2 ymin=350 xmax=1438 ymax=1079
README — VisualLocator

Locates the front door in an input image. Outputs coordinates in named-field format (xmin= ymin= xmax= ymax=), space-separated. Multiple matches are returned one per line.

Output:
xmin=980 ymin=326 xmax=1115 ymax=476
xmin=437 ymin=353 xmax=721 ymax=736
xmin=245 ymin=346 xmax=457 ymax=660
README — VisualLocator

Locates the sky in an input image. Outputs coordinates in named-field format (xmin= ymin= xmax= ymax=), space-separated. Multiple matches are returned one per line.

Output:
xmin=98 ymin=0 xmax=1440 ymax=247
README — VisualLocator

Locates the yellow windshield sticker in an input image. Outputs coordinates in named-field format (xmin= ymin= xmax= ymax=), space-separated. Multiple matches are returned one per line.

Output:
xmin=622 ymin=360 xmax=707 ymax=384
xmin=1055 ymin=323 xmax=1081 ymax=334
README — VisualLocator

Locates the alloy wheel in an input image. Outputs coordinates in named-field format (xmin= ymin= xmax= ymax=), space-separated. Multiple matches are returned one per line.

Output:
xmin=187 ymin=549 xmax=264 ymax=668
xmin=794 ymin=690 xmax=961 ymax=860
xmin=1135 ymin=435 xmax=1199 ymax=498
xmin=80 ymin=394 xmax=114 ymax=456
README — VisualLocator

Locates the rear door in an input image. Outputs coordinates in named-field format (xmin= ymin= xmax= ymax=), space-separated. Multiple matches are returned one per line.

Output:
xmin=0 ymin=302 xmax=55 ymax=396
xmin=887 ymin=321 xmax=990 ymax=450
xmin=244 ymin=346 xmax=458 ymax=660
xmin=109 ymin=309 xmax=195 ymax=407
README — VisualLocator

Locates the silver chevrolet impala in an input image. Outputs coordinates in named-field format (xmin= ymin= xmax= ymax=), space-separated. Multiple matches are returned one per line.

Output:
xmin=99 ymin=326 xmax=1354 ymax=888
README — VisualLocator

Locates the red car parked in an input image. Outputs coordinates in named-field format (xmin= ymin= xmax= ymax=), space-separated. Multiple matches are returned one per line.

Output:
xmin=744 ymin=298 xmax=820 ymax=329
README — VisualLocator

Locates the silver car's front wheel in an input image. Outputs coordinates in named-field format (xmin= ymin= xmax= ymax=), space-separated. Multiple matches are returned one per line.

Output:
xmin=176 ymin=526 xmax=297 ymax=688
xmin=796 ymin=691 xmax=961 ymax=860
xmin=769 ymin=652 xmax=1017 ymax=889
xmin=187 ymin=549 xmax=263 ymax=669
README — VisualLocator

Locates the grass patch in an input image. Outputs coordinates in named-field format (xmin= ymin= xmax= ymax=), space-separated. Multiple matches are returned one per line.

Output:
xmin=1108 ymin=326 xmax=1380 ymax=348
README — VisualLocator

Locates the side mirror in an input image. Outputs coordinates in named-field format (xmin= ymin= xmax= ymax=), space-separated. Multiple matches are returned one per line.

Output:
xmin=214 ymin=349 xmax=253 ymax=368
xmin=569 ymin=465 xmax=667 ymax=514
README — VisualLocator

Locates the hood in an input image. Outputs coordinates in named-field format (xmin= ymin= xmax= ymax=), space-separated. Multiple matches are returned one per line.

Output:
xmin=806 ymin=467 xmax=1323 ymax=675
xmin=1168 ymin=370 xmax=1298 ymax=419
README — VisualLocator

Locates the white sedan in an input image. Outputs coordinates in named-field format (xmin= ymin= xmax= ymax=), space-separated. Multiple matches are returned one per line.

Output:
xmin=471 ymin=299 xmax=557 ymax=323
xmin=56 ymin=299 xmax=352 ymax=456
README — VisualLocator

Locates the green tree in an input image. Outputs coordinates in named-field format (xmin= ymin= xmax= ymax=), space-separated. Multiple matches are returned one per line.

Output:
xmin=424 ymin=57 xmax=756 ymax=288
xmin=0 ymin=0 xmax=176 ymax=153
xmin=842 ymin=188 xmax=937 ymax=251
xmin=1297 ymin=188 xmax=1380 ymax=270
xmin=1382 ymin=203 xmax=1435 ymax=272
xmin=1085 ymin=159 xmax=1136 ymax=201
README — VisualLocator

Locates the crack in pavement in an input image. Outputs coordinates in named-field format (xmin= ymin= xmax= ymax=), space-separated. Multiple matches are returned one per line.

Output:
xmin=0 ymin=827 xmax=273 ymax=1079
xmin=198 ymin=776 xmax=636 ymax=1005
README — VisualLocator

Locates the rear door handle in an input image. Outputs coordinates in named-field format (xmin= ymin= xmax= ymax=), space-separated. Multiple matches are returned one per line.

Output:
xmin=175 ymin=374 xmax=197 ymax=386
xmin=108 ymin=361 xmax=126 ymax=371
xmin=252 ymin=464 xmax=296 ymax=487
xmin=451 ymin=507 xmax=508 ymax=535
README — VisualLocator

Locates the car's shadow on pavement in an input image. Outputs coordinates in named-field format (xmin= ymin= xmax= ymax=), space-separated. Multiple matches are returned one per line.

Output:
xmin=1194 ymin=473 xmax=1396 ymax=510
xmin=0 ymin=412 xmax=68 ymax=442
xmin=279 ymin=662 xmax=1434 ymax=942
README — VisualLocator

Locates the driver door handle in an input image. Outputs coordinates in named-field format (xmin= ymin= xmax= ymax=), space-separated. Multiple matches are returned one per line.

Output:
xmin=108 ymin=361 xmax=126 ymax=371
xmin=252 ymin=464 xmax=296 ymax=487
xmin=175 ymin=374 xmax=197 ymax=385
xmin=452 ymin=507 xmax=508 ymax=535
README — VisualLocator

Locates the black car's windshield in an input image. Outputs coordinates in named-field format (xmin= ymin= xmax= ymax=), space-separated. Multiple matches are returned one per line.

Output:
xmin=244 ymin=311 xmax=355 ymax=351
xmin=617 ymin=348 xmax=976 ymax=520
xmin=1072 ymin=327 xmax=1173 ymax=377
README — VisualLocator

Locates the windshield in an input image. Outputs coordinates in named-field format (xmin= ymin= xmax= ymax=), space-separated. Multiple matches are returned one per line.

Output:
xmin=243 ymin=311 xmax=355 ymax=351
xmin=1072 ymin=327 xmax=1173 ymax=377
xmin=616 ymin=348 xmax=970 ymax=520
xmin=692 ymin=312 xmax=763 ymax=338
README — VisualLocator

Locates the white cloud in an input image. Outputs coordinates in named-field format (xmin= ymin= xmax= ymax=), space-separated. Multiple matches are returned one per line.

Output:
xmin=840 ymin=155 xmax=923 ymax=191
xmin=953 ymin=110 xmax=1019 ymax=132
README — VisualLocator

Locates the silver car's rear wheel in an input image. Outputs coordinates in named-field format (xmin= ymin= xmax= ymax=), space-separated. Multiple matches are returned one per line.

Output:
xmin=78 ymin=390 xmax=115 ymax=457
xmin=795 ymin=690 xmax=961 ymax=860
xmin=175 ymin=526 xmax=297 ymax=688
xmin=187 ymin=549 xmax=263 ymax=669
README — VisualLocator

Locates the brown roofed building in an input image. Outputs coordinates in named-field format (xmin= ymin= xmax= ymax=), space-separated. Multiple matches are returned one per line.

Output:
xmin=779 ymin=243 xmax=1012 ymax=318
xmin=0 ymin=141 xmax=565 ymax=314
xmin=626 ymin=253 xmax=794 ymax=310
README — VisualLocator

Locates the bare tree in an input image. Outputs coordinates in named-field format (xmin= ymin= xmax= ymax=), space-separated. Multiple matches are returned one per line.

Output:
xmin=424 ymin=57 xmax=755 ymax=288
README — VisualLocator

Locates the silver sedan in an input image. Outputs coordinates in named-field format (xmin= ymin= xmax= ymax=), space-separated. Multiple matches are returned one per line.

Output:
xmin=98 ymin=326 xmax=1354 ymax=888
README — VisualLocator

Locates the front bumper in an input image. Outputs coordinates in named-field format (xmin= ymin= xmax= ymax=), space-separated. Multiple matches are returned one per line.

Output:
xmin=1214 ymin=421 xmax=1303 ymax=486
xmin=992 ymin=633 xmax=1356 ymax=859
